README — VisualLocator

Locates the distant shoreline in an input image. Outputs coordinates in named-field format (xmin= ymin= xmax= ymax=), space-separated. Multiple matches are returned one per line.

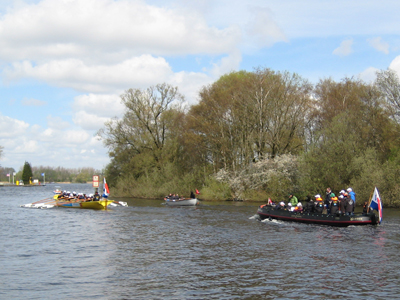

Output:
xmin=0 ymin=182 xmax=92 ymax=186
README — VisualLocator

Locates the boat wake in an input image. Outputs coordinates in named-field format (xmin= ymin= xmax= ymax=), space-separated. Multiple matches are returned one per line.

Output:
xmin=261 ymin=218 xmax=286 ymax=225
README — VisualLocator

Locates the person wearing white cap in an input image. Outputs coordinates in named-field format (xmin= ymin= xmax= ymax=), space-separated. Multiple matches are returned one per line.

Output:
xmin=276 ymin=201 xmax=286 ymax=210
xmin=315 ymin=194 xmax=324 ymax=213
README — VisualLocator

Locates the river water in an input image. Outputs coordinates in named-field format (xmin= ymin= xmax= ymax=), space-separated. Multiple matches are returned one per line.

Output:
xmin=1 ymin=183 xmax=400 ymax=299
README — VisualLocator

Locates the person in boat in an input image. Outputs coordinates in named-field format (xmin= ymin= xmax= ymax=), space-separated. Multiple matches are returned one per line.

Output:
xmin=362 ymin=201 xmax=369 ymax=214
xmin=294 ymin=202 xmax=303 ymax=212
xmin=288 ymin=194 xmax=298 ymax=207
xmin=347 ymin=188 xmax=356 ymax=213
xmin=93 ymin=191 xmax=101 ymax=201
xmin=345 ymin=192 xmax=355 ymax=215
xmin=275 ymin=201 xmax=286 ymax=210
xmin=303 ymin=195 xmax=315 ymax=213
xmin=190 ymin=191 xmax=195 ymax=199
xmin=339 ymin=194 xmax=347 ymax=215
xmin=314 ymin=194 xmax=324 ymax=213
xmin=325 ymin=188 xmax=333 ymax=214
xmin=330 ymin=195 xmax=340 ymax=215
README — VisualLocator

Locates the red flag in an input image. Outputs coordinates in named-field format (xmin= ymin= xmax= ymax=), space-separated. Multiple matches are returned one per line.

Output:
xmin=103 ymin=177 xmax=110 ymax=195
xmin=195 ymin=189 xmax=200 ymax=194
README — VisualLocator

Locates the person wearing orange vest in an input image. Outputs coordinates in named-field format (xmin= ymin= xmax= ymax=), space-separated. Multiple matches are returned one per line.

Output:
xmin=330 ymin=195 xmax=339 ymax=215
xmin=314 ymin=194 xmax=324 ymax=213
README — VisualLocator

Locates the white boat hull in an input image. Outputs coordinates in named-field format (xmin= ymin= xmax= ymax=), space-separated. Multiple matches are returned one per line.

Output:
xmin=165 ymin=198 xmax=199 ymax=206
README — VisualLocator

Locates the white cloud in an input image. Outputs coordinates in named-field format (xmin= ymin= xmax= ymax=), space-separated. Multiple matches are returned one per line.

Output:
xmin=389 ymin=56 xmax=400 ymax=76
xmin=14 ymin=139 xmax=39 ymax=154
xmin=358 ymin=66 xmax=379 ymax=83
xmin=73 ymin=93 xmax=125 ymax=118
xmin=47 ymin=115 xmax=71 ymax=130
xmin=21 ymin=98 xmax=47 ymax=106
xmin=245 ymin=6 xmax=287 ymax=48
xmin=210 ymin=50 xmax=242 ymax=78
xmin=333 ymin=39 xmax=353 ymax=57
xmin=368 ymin=37 xmax=389 ymax=54
xmin=63 ymin=130 xmax=91 ymax=145
xmin=0 ymin=114 xmax=30 ymax=138
xmin=4 ymin=56 xmax=175 ymax=93
xmin=0 ymin=0 xmax=241 ymax=62
xmin=73 ymin=110 xmax=110 ymax=131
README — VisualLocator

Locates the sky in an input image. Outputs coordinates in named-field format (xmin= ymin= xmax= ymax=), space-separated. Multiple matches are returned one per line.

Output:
xmin=1 ymin=0 xmax=400 ymax=172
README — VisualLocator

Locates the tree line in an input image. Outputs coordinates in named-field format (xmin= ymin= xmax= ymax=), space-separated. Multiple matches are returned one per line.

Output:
xmin=48 ymin=68 xmax=400 ymax=206
xmin=0 ymin=162 xmax=101 ymax=184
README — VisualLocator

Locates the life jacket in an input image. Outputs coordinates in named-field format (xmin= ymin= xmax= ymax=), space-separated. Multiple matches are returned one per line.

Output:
xmin=331 ymin=197 xmax=339 ymax=206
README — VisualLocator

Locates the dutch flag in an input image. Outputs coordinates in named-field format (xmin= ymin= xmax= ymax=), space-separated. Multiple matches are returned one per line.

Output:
xmin=370 ymin=187 xmax=382 ymax=224
xmin=103 ymin=177 xmax=110 ymax=198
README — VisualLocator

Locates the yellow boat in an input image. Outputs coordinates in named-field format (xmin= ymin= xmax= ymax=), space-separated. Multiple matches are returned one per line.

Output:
xmin=21 ymin=196 xmax=126 ymax=210
xmin=54 ymin=198 xmax=114 ymax=209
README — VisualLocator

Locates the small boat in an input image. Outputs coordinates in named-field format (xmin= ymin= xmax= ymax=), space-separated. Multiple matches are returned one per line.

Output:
xmin=164 ymin=198 xmax=199 ymax=206
xmin=257 ymin=205 xmax=378 ymax=227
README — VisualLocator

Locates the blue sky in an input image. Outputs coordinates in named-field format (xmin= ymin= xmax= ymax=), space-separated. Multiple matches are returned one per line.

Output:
xmin=1 ymin=0 xmax=400 ymax=172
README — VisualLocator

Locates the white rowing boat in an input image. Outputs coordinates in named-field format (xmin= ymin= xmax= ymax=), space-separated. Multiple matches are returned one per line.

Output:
xmin=164 ymin=198 xmax=199 ymax=206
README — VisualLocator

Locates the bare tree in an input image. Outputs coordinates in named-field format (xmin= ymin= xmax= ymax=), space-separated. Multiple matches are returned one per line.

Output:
xmin=375 ymin=68 xmax=400 ymax=123
xmin=99 ymin=83 xmax=184 ymax=166
xmin=248 ymin=68 xmax=313 ymax=159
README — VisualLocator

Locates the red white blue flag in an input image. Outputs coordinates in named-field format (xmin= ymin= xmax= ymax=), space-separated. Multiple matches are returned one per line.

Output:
xmin=370 ymin=187 xmax=382 ymax=224
xmin=103 ymin=177 xmax=110 ymax=196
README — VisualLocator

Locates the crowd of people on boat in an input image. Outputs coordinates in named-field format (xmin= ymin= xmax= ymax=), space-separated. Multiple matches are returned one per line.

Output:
xmin=165 ymin=191 xmax=197 ymax=201
xmin=263 ymin=187 xmax=370 ymax=216
xmin=164 ymin=194 xmax=184 ymax=201
xmin=56 ymin=190 xmax=102 ymax=201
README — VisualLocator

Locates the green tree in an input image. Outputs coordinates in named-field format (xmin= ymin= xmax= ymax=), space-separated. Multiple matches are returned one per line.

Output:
xmin=22 ymin=161 xmax=33 ymax=184
xmin=189 ymin=68 xmax=312 ymax=173
xmin=99 ymin=83 xmax=186 ymax=195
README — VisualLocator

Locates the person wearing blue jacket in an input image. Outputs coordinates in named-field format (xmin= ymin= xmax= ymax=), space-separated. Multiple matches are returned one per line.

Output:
xmin=347 ymin=188 xmax=356 ymax=212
